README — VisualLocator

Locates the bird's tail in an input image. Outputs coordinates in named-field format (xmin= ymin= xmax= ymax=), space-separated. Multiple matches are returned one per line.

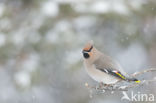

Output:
xmin=126 ymin=77 xmax=141 ymax=83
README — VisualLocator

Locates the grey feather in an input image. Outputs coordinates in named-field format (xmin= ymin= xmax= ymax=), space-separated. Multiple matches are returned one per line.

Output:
xmin=93 ymin=53 xmax=128 ymax=76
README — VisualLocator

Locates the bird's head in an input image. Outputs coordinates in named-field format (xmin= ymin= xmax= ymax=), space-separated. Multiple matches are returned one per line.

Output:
xmin=82 ymin=40 xmax=94 ymax=59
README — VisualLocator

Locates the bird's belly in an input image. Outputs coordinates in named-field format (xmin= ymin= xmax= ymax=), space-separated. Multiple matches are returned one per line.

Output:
xmin=85 ymin=66 xmax=119 ymax=84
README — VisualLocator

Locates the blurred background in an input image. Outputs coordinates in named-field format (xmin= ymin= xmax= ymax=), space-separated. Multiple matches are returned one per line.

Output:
xmin=0 ymin=0 xmax=156 ymax=103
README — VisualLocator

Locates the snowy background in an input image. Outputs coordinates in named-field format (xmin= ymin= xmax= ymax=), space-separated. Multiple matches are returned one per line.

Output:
xmin=0 ymin=0 xmax=156 ymax=103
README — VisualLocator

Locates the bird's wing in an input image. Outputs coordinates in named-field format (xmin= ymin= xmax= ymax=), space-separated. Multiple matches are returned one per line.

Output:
xmin=98 ymin=68 xmax=126 ymax=80
xmin=94 ymin=54 xmax=127 ymax=80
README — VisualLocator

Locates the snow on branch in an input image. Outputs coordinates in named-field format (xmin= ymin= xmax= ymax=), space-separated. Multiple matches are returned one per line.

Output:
xmin=85 ymin=68 xmax=156 ymax=94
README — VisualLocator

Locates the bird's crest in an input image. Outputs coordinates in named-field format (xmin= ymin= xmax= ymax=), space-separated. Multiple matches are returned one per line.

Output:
xmin=83 ymin=40 xmax=94 ymax=52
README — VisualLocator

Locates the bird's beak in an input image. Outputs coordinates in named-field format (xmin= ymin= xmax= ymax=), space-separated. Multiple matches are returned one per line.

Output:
xmin=82 ymin=50 xmax=88 ymax=54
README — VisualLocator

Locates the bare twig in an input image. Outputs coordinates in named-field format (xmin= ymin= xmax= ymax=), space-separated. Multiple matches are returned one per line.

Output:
xmin=132 ymin=68 xmax=156 ymax=77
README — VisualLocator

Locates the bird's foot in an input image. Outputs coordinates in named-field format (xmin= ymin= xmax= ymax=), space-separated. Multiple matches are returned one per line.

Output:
xmin=101 ymin=83 xmax=116 ymax=90
xmin=96 ymin=82 xmax=104 ymax=89
xmin=97 ymin=82 xmax=118 ymax=91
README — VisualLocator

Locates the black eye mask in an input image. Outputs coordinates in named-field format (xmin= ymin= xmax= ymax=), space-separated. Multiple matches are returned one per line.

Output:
xmin=83 ymin=53 xmax=90 ymax=59
xmin=85 ymin=46 xmax=93 ymax=52
xmin=82 ymin=46 xmax=93 ymax=59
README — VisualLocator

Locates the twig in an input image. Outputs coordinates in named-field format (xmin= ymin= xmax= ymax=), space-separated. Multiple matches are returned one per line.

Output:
xmin=85 ymin=83 xmax=128 ymax=91
xmin=132 ymin=68 xmax=156 ymax=77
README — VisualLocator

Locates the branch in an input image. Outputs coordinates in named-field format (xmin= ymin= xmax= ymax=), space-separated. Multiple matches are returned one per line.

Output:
xmin=85 ymin=68 xmax=156 ymax=94
xmin=131 ymin=68 xmax=156 ymax=77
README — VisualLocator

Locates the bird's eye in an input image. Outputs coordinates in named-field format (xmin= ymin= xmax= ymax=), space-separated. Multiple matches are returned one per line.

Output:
xmin=83 ymin=53 xmax=90 ymax=59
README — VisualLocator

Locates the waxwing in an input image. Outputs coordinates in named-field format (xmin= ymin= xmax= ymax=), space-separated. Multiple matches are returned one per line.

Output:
xmin=82 ymin=40 xmax=140 ymax=84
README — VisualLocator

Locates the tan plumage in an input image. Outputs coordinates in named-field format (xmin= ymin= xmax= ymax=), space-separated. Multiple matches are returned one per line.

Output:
xmin=82 ymin=40 xmax=140 ymax=84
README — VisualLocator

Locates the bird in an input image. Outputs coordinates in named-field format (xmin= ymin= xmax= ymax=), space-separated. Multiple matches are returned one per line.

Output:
xmin=82 ymin=40 xmax=140 ymax=85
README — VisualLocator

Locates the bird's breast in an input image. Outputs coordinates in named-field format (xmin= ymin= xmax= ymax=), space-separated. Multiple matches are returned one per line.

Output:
xmin=84 ymin=62 xmax=119 ymax=84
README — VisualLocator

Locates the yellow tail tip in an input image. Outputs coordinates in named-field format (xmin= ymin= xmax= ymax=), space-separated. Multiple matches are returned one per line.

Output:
xmin=135 ymin=80 xmax=141 ymax=83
